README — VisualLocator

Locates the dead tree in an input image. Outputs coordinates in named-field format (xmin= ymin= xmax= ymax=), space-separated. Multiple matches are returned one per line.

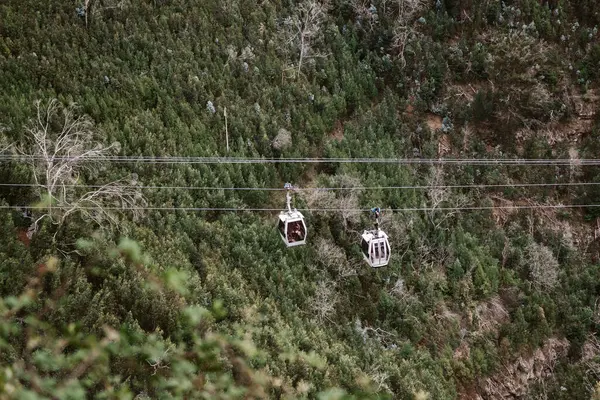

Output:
xmin=315 ymin=237 xmax=357 ymax=280
xmin=147 ymin=345 xmax=174 ymax=376
xmin=78 ymin=0 xmax=128 ymax=28
xmin=331 ymin=174 xmax=363 ymax=228
xmin=310 ymin=280 xmax=338 ymax=323
xmin=302 ymin=174 xmax=363 ymax=230
xmin=526 ymin=241 xmax=559 ymax=290
xmin=280 ymin=0 xmax=329 ymax=78
xmin=366 ymin=364 xmax=390 ymax=393
xmin=426 ymin=166 xmax=470 ymax=229
xmin=351 ymin=0 xmax=379 ymax=32
xmin=393 ymin=0 xmax=429 ymax=24
xmin=20 ymin=99 xmax=145 ymax=233
xmin=389 ymin=0 xmax=429 ymax=68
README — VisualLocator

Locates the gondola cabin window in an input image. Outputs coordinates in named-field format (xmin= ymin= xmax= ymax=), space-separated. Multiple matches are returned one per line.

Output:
xmin=360 ymin=230 xmax=390 ymax=268
xmin=278 ymin=210 xmax=307 ymax=247
xmin=361 ymin=238 xmax=370 ymax=259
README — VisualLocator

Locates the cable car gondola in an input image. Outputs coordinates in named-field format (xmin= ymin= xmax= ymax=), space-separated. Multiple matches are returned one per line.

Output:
xmin=278 ymin=183 xmax=307 ymax=247
xmin=361 ymin=207 xmax=391 ymax=268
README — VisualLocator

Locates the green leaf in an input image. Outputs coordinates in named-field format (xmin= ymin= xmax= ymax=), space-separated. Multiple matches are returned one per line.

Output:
xmin=32 ymin=193 xmax=55 ymax=209
xmin=117 ymin=238 xmax=142 ymax=263
xmin=300 ymin=350 xmax=328 ymax=369
xmin=183 ymin=305 xmax=210 ymax=326
xmin=211 ymin=300 xmax=227 ymax=321
xmin=75 ymin=238 xmax=95 ymax=251
xmin=163 ymin=268 xmax=190 ymax=296
xmin=317 ymin=388 xmax=347 ymax=400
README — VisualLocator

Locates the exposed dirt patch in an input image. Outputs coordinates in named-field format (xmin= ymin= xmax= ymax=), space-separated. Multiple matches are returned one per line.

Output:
xmin=329 ymin=120 xmax=344 ymax=142
xmin=459 ymin=386 xmax=479 ymax=400
xmin=17 ymin=228 xmax=31 ymax=246
xmin=454 ymin=341 xmax=470 ymax=361
xmin=426 ymin=113 xmax=443 ymax=131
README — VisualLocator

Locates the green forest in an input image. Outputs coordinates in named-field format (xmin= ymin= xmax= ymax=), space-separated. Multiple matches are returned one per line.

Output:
xmin=1 ymin=0 xmax=600 ymax=398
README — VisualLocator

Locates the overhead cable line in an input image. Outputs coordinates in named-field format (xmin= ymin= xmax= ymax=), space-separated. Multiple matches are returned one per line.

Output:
xmin=1 ymin=182 xmax=599 ymax=191
xmin=0 ymin=155 xmax=596 ymax=166
xmin=1 ymin=204 xmax=598 ymax=212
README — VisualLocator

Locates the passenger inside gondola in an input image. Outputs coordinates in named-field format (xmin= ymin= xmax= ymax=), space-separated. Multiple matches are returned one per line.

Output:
xmin=287 ymin=221 xmax=305 ymax=243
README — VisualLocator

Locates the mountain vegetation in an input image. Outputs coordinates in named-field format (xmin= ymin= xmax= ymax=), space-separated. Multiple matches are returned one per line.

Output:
xmin=1 ymin=0 xmax=599 ymax=398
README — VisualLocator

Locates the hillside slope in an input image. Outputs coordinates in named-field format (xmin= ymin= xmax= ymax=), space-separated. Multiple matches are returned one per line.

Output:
xmin=1 ymin=0 xmax=599 ymax=398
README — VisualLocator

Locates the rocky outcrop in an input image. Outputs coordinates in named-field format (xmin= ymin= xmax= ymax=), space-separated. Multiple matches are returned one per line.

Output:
xmin=474 ymin=338 xmax=569 ymax=399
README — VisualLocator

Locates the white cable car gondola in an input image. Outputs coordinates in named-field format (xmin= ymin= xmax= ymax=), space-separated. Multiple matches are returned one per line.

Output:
xmin=360 ymin=208 xmax=391 ymax=268
xmin=278 ymin=183 xmax=307 ymax=247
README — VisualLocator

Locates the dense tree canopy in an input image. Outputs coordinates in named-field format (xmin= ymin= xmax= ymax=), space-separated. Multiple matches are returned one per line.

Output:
xmin=1 ymin=0 xmax=600 ymax=398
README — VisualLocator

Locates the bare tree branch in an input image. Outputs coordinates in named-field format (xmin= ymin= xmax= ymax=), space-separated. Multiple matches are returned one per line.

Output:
xmin=366 ymin=363 xmax=390 ymax=393
xmin=80 ymin=0 xmax=129 ymax=28
xmin=315 ymin=238 xmax=357 ymax=280
xmin=351 ymin=0 xmax=379 ymax=32
xmin=279 ymin=0 xmax=329 ymax=78
xmin=19 ymin=99 xmax=146 ymax=234
xmin=147 ymin=345 xmax=174 ymax=376
xmin=425 ymin=166 xmax=471 ymax=229
xmin=389 ymin=0 xmax=428 ymax=68
xmin=526 ymin=241 xmax=559 ymax=290
xmin=302 ymin=174 xmax=363 ymax=229
xmin=310 ymin=279 xmax=338 ymax=324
